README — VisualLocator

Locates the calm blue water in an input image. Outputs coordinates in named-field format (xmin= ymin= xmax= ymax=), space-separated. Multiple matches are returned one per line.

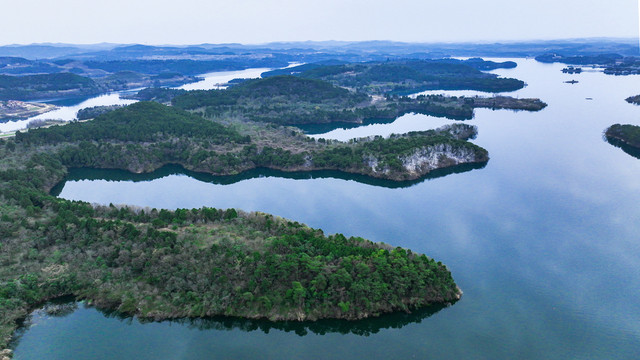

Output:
xmin=12 ymin=59 xmax=640 ymax=359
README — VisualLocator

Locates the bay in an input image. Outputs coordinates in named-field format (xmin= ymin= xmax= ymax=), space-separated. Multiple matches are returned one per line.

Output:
xmin=11 ymin=59 xmax=640 ymax=359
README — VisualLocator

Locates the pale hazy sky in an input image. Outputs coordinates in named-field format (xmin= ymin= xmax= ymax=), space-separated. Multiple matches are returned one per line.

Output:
xmin=0 ymin=0 xmax=637 ymax=45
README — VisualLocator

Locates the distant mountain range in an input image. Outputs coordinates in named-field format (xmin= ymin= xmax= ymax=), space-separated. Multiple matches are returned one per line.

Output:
xmin=1 ymin=38 xmax=637 ymax=60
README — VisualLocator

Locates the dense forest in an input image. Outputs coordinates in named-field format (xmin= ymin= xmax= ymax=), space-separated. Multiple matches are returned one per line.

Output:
xmin=260 ymin=60 xmax=525 ymax=94
xmin=604 ymin=124 xmax=640 ymax=159
xmin=168 ymin=75 xmax=544 ymax=126
xmin=17 ymin=102 xmax=249 ymax=145
xmin=0 ymin=101 xmax=465 ymax=350
xmin=262 ymin=58 xmax=516 ymax=78
xmin=83 ymin=58 xmax=291 ymax=76
xmin=0 ymin=71 xmax=201 ymax=102
xmin=535 ymin=53 xmax=624 ymax=65
xmin=14 ymin=102 xmax=488 ymax=180
xmin=0 ymin=56 xmax=527 ymax=103
xmin=605 ymin=124 xmax=640 ymax=149
xmin=124 ymin=87 xmax=187 ymax=103
xmin=605 ymin=59 xmax=640 ymax=75
xmin=76 ymin=105 xmax=124 ymax=120
xmin=94 ymin=71 xmax=201 ymax=91
xmin=0 ymin=73 xmax=103 ymax=101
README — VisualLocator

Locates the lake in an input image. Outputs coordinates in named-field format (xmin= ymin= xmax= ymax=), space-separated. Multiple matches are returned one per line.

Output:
xmin=11 ymin=59 xmax=640 ymax=359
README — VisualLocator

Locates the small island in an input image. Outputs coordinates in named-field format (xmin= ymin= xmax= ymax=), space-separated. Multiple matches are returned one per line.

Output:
xmin=625 ymin=95 xmax=640 ymax=105
xmin=561 ymin=66 xmax=582 ymax=74
xmin=604 ymin=124 xmax=640 ymax=150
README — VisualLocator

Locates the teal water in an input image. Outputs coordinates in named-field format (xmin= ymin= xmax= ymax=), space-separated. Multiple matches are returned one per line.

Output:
xmin=11 ymin=59 xmax=640 ymax=359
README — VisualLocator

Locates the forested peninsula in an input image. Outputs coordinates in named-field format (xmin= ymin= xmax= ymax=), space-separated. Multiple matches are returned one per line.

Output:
xmin=260 ymin=59 xmax=524 ymax=94
xmin=0 ymin=57 xmax=546 ymax=352
xmin=0 ymin=72 xmax=200 ymax=102
xmin=15 ymin=102 xmax=488 ymax=181
xmin=128 ymin=75 xmax=545 ymax=125
xmin=0 ymin=100 xmax=474 ymax=350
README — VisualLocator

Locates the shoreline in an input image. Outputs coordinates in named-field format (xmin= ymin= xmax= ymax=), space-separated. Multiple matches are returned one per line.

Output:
xmin=0 ymin=101 xmax=57 ymax=122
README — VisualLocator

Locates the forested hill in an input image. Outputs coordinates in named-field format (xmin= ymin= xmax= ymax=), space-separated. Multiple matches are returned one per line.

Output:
xmin=0 ymin=101 xmax=467 ymax=348
xmin=172 ymin=75 xmax=370 ymax=110
xmin=262 ymin=58 xmax=516 ymax=78
xmin=260 ymin=59 xmax=524 ymax=94
xmin=0 ymin=73 xmax=102 ymax=101
xmin=12 ymin=101 xmax=488 ymax=181
xmin=15 ymin=102 xmax=250 ymax=145
xmin=168 ymin=75 xmax=543 ymax=126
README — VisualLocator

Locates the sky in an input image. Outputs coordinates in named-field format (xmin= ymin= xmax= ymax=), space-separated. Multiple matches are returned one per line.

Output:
xmin=0 ymin=0 xmax=637 ymax=45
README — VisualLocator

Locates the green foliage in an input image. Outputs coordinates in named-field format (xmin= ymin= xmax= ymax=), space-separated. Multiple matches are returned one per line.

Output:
xmin=171 ymin=74 xmax=535 ymax=127
xmin=0 ymin=85 xmax=481 ymax=347
xmin=172 ymin=75 xmax=370 ymax=125
xmin=0 ymin=148 xmax=461 ymax=347
xmin=605 ymin=124 xmax=640 ymax=148
xmin=84 ymin=58 xmax=291 ymax=76
xmin=126 ymin=87 xmax=187 ymax=103
xmin=15 ymin=102 xmax=250 ymax=145
xmin=535 ymin=53 xmax=623 ymax=65
xmin=76 ymin=105 xmax=124 ymax=120
xmin=280 ymin=60 xmax=525 ymax=94
xmin=0 ymin=73 xmax=101 ymax=101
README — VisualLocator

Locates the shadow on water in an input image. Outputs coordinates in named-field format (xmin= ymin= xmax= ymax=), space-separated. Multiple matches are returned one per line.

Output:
xmin=296 ymin=118 xmax=398 ymax=135
xmin=50 ymin=162 xmax=488 ymax=195
xmin=10 ymin=298 xmax=451 ymax=351
xmin=97 ymin=302 xmax=451 ymax=337
xmin=8 ymin=296 xmax=79 ymax=349
xmin=605 ymin=136 xmax=640 ymax=160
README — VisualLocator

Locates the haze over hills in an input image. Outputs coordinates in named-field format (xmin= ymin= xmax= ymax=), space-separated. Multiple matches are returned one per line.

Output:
xmin=1 ymin=38 xmax=637 ymax=60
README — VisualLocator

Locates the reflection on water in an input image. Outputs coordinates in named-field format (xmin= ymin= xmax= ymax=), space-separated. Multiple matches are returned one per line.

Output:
xmin=604 ymin=135 xmax=640 ymax=160
xmin=96 ymin=302 xmax=449 ymax=337
xmin=297 ymin=117 xmax=398 ymax=135
xmin=50 ymin=162 xmax=488 ymax=197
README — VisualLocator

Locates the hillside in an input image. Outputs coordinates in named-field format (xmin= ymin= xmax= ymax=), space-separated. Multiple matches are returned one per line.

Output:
xmin=261 ymin=60 xmax=525 ymax=94
xmin=0 ymin=101 xmax=467 ymax=349
xmin=0 ymin=73 xmax=103 ymax=101
xmin=170 ymin=75 xmax=544 ymax=125
xmin=15 ymin=102 xmax=488 ymax=181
